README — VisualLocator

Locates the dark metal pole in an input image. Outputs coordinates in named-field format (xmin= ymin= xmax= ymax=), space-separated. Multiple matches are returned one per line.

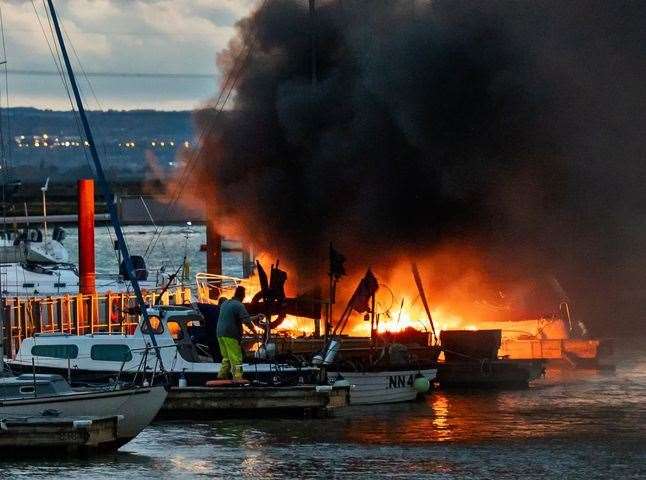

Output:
xmin=46 ymin=0 xmax=165 ymax=371
xmin=309 ymin=0 xmax=317 ymax=86
xmin=325 ymin=272 xmax=333 ymax=343
xmin=411 ymin=262 xmax=438 ymax=345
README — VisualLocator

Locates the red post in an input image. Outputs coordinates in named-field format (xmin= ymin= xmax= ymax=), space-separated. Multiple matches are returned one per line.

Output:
xmin=77 ymin=179 xmax=96 ymax=294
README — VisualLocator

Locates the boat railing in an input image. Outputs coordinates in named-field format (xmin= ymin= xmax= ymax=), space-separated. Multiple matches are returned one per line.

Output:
xmin=118 ymin=344 xmax=180 ymax=386
xmin=195 ymin=272 xmax=258 ymax=304
xmin=2 ymin=286 xmax=193 ymax=358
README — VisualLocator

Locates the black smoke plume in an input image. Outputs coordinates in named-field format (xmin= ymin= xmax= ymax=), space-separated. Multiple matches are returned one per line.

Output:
xmin=186 ymin=0 xmax=645 ymax=334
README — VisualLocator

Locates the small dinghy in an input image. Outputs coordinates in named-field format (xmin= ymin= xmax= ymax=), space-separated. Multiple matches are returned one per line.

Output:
xmin=0 ymin=374 xmax=166 ymax=447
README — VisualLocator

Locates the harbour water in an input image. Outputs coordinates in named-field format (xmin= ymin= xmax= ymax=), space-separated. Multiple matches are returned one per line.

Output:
xmin=0 ymin=225 xmax=644 ymax=478
xmin=62 ymin=224 xmax=242 ymax=278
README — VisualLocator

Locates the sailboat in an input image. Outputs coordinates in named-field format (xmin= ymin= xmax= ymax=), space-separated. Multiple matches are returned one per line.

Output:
xmin=0 ymin=178 xmax=175 ymax=297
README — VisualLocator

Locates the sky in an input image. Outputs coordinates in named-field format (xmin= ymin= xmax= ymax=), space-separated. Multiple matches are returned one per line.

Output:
xmin=0 ymin=0 xmax=257 ymax=111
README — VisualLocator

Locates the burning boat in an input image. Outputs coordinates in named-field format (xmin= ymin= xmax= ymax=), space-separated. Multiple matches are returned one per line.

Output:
xmin=195 ymin=263 xmax=439 ymax=405
xmin=436 ymin=329 xmax=545 ymax=388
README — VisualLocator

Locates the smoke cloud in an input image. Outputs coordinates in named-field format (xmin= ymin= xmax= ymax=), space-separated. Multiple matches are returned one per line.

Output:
xmin=180 ymin=0 xmax=645 ymax=334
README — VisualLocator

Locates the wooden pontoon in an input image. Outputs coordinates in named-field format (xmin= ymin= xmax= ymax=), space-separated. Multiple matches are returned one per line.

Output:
xmin=160 ymin=384 xmax=349 ymax=419
xmin=0 ymin=415 xmax=121 ymax=454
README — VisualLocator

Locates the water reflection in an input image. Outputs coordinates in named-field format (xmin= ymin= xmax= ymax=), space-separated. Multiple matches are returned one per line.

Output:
xmin=430 ymin=392 xmax=451 ymax=441
xmin=0 ymin=319 xmax=643 ymax=478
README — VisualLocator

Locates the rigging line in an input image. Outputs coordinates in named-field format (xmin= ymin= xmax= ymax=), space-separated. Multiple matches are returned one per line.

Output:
xmin=144 ymin=33 xmax=256 ymax=258
xmin=139 ymin=196 xmax=170 ymax=264
xmin=33 ymin=1 xmax=106 ymax=268
xmin=40 ymin=0 xmax=89 ymax=155
xmin=32 ymin=1 xmax=67 ymax=97
xmin=41 ymin=0 xmax=85 ymax=137
xmin=0 ymin=5 xmax=10 ymax=174
xmin=59 ymin=22 xmax=96 ymax=168
xmin=41 ymin=1 xmax=118 ymax=270
xmin=31 ymin=0 xmax=82 ymax=144
xmin=54 ymin=14 xmax=168 ymax=270
xmin=143 ymin=0 xmax=268 ymax=258
xmin=60 ymin=23 xmax=123 ymax=267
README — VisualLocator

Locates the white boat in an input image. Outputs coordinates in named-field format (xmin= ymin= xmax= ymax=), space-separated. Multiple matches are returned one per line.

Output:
xmin=0 ymin=374 xmax=166 ymax=446
xmin=0 ymin=227 xmax=173 ymax=297
xmin=329 ymin=368 xmax=437 ymax=405
xmin=7 ymin=305 xmax=320 ymax=386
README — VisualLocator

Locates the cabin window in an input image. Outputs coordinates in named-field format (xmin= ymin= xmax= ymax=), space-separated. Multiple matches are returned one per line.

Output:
xmin=19 ymin=386 xmax=35 ymax=395
xmin=167 ymin=321 xmax=183 ymax=340
xmin=31 ymin=344 xmax=78 ymax=359
xmin=90 ymin=345 xmax=133 ymax=362
xmin=140 ymin=315 xmax=164 ymax=334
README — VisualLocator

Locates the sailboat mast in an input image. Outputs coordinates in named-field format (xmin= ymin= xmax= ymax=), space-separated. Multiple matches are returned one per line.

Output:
xmin=45 ymin=0 xmax=165 ymax=370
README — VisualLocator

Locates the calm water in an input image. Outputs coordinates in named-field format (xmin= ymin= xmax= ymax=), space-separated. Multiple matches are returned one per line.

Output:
xmin=0 ymin=347 xmax=643 ymax=479
xmin=63 ymin=224 xmax=239 ymax=277
xmin=0 ymin=226 xmax=644 ymax=479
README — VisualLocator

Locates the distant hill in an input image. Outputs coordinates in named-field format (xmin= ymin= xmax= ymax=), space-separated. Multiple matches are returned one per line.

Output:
xmin=5 ymin=107 xmax=194 ymax=139
xmin=0 ymin=108 xmax=195 ymax=182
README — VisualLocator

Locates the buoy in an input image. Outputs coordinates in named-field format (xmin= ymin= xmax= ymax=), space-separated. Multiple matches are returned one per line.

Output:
xmin=413 ymin=374 xmax=430 ymax=393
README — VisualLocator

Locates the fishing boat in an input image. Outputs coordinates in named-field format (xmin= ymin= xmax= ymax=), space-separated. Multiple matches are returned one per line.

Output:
xmin=436 ymin=329 xmax=545 ymax=388
xmin=195 ymin=269 xmax=439 ymax=405
xmin=327 ymin=369 xmax=435 ymax=405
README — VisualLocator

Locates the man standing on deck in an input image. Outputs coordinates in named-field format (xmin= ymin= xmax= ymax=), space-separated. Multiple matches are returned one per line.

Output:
xmin=216 ymin=286 xmax=263 ymax=380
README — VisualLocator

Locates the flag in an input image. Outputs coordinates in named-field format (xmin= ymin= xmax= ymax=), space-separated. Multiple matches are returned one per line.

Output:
xmin=329 ymin=243 xmax=346 ymax=280
xmin=351 ymin=269 xmax=379 ymax=313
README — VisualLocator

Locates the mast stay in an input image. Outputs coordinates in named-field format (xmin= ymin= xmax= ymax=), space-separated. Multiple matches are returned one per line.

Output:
xmin=45 ymin=0 xmax=165 ymax=372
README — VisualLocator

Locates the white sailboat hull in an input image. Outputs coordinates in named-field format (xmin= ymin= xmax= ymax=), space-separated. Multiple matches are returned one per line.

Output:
xmin=330 ymin=369 xmax=436 ymax=405
xmin=0 ymin=262 xmax=166 ymax=297
xmin=0 ymin=386 xmax=166 ymax=443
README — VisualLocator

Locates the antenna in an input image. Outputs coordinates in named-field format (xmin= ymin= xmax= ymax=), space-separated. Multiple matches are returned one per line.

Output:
xmin=41 ymin=177 xmax=49 ymax=241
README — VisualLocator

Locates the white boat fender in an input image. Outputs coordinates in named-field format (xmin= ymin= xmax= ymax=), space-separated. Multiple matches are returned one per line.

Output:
xmin=178 ymin=369 xmax=188 ymax=388
xmin=73 ymin=419 xmax=93 ymax=429
xmin=116 ymin=415 xmax=125 ymax=423
xmin=413 ymin=373 xmax=431 ymax=393
xmin=315 ymin=385 xmax=333 ymax=393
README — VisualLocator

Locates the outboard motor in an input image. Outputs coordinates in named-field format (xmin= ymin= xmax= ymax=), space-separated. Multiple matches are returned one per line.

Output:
xmin=313 ymin=339 xmax=341 ymax=366
xmin=119 ymin=255 xmax=148 ymax=281
xmin=27 ymin=228 xmax=43 ymax=242
xmin=52 ymin=226 xmax=66 ymax=242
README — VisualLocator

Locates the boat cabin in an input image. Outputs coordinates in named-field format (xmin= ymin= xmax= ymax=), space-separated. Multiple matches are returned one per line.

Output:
xmin=0 ymin=374 xmax=74 ymax=399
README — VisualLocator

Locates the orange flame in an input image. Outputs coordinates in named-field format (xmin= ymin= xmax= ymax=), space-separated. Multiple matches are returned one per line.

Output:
xmin=262 ymin=245 xmax=569 ymax=341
